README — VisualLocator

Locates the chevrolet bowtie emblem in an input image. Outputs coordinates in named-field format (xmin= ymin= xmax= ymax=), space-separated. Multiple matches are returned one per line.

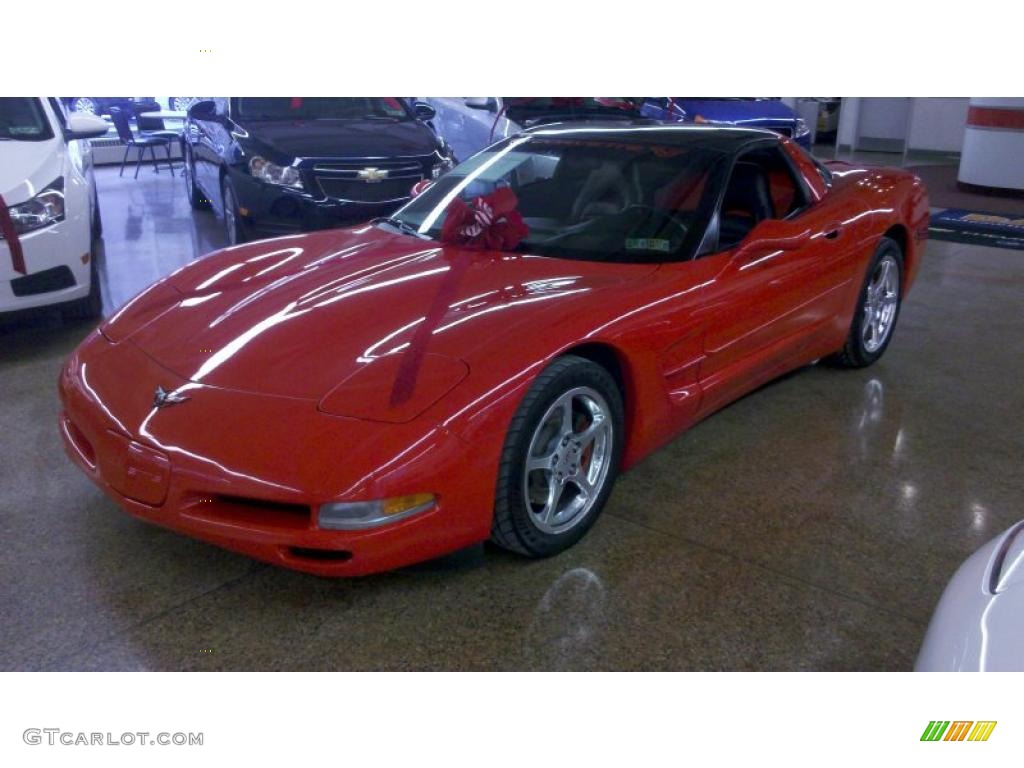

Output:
xmin=153 ymin=386 xmax=190 ymax=409
xmin=357 ymin=167 xmax=389 ymax=183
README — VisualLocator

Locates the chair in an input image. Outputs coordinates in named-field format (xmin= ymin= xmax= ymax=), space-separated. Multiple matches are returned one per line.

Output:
xmin=109 ymin=107 xmax=174 ymax=179
xmin=135 ymin=105 xmax=181 ymax=174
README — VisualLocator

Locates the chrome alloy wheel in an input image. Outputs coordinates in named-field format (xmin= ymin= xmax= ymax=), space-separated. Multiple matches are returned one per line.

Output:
xmin=523 ymin=386 xmax=613 ymax=535
xmin=70 ymin=97 xmax=99 ymax=115
xmin=861 ymin=253 xmax=899 ymax=353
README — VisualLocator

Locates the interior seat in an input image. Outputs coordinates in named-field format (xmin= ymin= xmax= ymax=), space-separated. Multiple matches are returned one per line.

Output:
xmin=571 ymin=165 xmax=633 ymax=222
xmin=719 ymin=161 xmax=773 ymax=248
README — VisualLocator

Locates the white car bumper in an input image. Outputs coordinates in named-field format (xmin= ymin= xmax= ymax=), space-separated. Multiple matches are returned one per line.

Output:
xmin=0 ymin=211 xmax=92 ymax=313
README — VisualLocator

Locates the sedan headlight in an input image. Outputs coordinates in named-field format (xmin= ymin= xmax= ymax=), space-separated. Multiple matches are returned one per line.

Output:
xmin=794 ymin=118 xmax=811 ymax=139
xmin=248 ymin=156 xmax=303 ymax=189
xmin=4 ymin=177 xmax=65 ymax=236
xmin=319 ymin=493 xmax=436 ymax=530
xmin=431 ymin=155 xmax=455 ymax=180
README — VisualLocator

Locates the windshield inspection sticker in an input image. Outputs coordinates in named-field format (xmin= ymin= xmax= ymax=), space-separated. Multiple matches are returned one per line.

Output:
xmin=625 ymin=238 xmax=670 ymax=252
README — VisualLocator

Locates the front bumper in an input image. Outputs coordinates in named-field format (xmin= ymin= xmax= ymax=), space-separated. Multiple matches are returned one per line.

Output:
xmin=58 ymin=331 xmax=496 ymax=576
xmin=1 ymin=216 xmax=92 ymax=313
xmin=231 ymin=171 xmax=412 ymax=239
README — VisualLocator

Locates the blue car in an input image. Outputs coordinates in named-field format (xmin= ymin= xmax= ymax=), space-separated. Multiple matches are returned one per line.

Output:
xmin=641 ymin=98 xmax=812 ymax=148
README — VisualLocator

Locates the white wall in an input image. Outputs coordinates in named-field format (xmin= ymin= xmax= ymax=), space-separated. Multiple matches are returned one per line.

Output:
xmin=834 ymin=97 xmax=971 ymax=155
xmin=858 ymin=98 xmax=911 ymax=141
xmin=908 ymin=98 xmax=970 ymax=152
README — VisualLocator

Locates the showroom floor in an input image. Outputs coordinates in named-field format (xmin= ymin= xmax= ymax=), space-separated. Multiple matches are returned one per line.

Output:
xmin=1 ymin=165 xmax=1021 ymax=671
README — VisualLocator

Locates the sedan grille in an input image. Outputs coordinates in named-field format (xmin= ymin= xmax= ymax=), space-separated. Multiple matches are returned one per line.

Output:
xmin=312 ymin=159 xmax=428 ymax=203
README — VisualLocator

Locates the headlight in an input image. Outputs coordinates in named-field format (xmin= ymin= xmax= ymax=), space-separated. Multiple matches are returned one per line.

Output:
xmin=248 ymin=156 xmax=303 ymax=189
xmin=318 ymin=493 xmax=436 ymax=530
xmin=794 ymin=118 xmax=811 ymax=139
xmin=431 ymin=155 xmax=455 ymax=180
xmin=4 ymin=178 xmax=65 ymax=236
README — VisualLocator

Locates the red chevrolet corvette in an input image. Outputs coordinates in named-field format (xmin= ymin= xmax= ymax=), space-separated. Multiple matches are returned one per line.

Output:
xmin=59 ymin=125 xmax=928 ymax=576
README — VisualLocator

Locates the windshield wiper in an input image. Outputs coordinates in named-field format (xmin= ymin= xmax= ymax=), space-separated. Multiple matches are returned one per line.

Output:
xmin=372 ymin=217 xmax=431 ymax=240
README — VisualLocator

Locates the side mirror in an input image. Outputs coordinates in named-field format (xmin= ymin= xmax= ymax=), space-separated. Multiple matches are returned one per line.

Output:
xmin=188 ymin=99 xmax=219 ymax=121
xmin=65 ymin=113 xmax=109 ymax=140
xmin=413 ymin=101 xmax=436 ymax=121
xmin=733 ymin=219 xmax=812 ymax=262
xmin=410 ymin=179 xmax=432 ymax=197
xmin=464 ymin=97 xmax=494 ymax=111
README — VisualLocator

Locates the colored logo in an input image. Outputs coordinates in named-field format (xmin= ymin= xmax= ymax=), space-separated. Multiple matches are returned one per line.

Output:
xmin=921 ymin=721 xmax=996 ymax=742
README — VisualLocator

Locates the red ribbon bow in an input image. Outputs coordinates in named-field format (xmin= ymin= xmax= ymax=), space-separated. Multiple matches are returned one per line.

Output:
xmin=0 ymin=193 xmax=27 ymax=275
xmin=440 ymin=187 xmax=529 ymax=251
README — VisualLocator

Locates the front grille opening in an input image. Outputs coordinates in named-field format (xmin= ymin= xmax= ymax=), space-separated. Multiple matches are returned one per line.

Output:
xmin=287 ymin=547 xmax=354 ymax=563
xmin=183 ymin=494 xmax=311 ymax=531
xmin=12 ymin=266 xmax=76 ymax=297
xmin=64 ymin=418 xmax=96 ymax=467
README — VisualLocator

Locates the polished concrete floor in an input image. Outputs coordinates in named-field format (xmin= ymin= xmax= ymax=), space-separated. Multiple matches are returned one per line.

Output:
xmin=1 ymin=166 xmax=1022 ymax=670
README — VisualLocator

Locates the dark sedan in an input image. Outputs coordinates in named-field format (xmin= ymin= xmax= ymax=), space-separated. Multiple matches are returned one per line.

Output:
xmin=182 ymin=97 xmax=455 ymax=243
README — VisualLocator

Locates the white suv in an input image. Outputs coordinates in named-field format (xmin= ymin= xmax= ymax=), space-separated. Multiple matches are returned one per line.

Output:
xmin=1 ymin=97 xmax=108 ymax=318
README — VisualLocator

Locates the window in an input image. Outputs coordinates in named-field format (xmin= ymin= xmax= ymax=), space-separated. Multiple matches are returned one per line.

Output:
xmin=716 ymin=145 xmax=808 ymax=250
xmin=0 ymin=98 xmax=54 ymax=142
xmin=389 ymin=135 xmax=725 ymax=263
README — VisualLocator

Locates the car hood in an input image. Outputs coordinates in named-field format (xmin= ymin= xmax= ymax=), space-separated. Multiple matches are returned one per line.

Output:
xmin=0 ymin=137 xmax=63 ymax=204
xmin=240 ymin=119 xmax=440 ymax=160
xmin=674 ymin=99 xmax=797 ymax=125
xmin=916 ymin=522 xmax=1024 ymax=671
xmin=107 ymin=228 xmax=656 ymax=405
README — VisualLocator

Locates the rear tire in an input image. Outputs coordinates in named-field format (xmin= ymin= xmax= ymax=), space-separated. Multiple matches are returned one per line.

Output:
xmin=829 ymin=236 xmax=903 ymax=368
xmin=491 ymin=355 xmax=624 ymax=558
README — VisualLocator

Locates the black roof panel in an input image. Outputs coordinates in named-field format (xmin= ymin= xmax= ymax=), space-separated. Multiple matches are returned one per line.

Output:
xmin=522 ymin=122 xmax=780 ymax=152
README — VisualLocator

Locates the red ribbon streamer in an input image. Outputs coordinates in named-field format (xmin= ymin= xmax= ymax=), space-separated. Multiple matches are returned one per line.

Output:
xmin=0 ymin=193 xmax=26 ymax=275
xmin=389 ymin=189 xmax=528 ymax=406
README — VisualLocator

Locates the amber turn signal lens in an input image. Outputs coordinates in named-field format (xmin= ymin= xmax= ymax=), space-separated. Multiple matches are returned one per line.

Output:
xmin=318 ymin=494 xmax=436 ymax=530
xmin=381 ymin=493 xmax=436 ymax=517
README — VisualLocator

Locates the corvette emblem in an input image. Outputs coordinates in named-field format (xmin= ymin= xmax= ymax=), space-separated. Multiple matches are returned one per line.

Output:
xmin=153 ymin=386 xmax=190 ymax=409
xmin=357 ymin=167 xmax=389 ymax=183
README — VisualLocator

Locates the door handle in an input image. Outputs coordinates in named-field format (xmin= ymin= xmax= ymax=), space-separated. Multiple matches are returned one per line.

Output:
xmin=824 ymin=225 xmax=843 ymax=240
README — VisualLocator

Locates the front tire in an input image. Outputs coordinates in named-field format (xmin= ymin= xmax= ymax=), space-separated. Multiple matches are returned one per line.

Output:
xmin=221 ymin=175 xmax=247 ymax=245
xmin=63 ymin=246 xmax=102 ymax=321
xmin=491 ymin=355 xmax=624 ymax=558
xmin=183 ymin=145 xmax=210 ymax=210
xmin=830 ymin=236 xmax=903 ymax=368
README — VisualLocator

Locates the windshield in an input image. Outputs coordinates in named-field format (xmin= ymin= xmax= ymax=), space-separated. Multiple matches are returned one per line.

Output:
xmin=0 ymin=98 xmax=54 ymax=142
xmin=389 ymin=133 xmax=726 ymax=262
xmin=232 ymin=97 xmax=412 ymax=121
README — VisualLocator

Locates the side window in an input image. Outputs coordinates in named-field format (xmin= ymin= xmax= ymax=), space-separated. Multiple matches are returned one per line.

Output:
xmin=717 ymin=145 xmax=809 ymax=250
